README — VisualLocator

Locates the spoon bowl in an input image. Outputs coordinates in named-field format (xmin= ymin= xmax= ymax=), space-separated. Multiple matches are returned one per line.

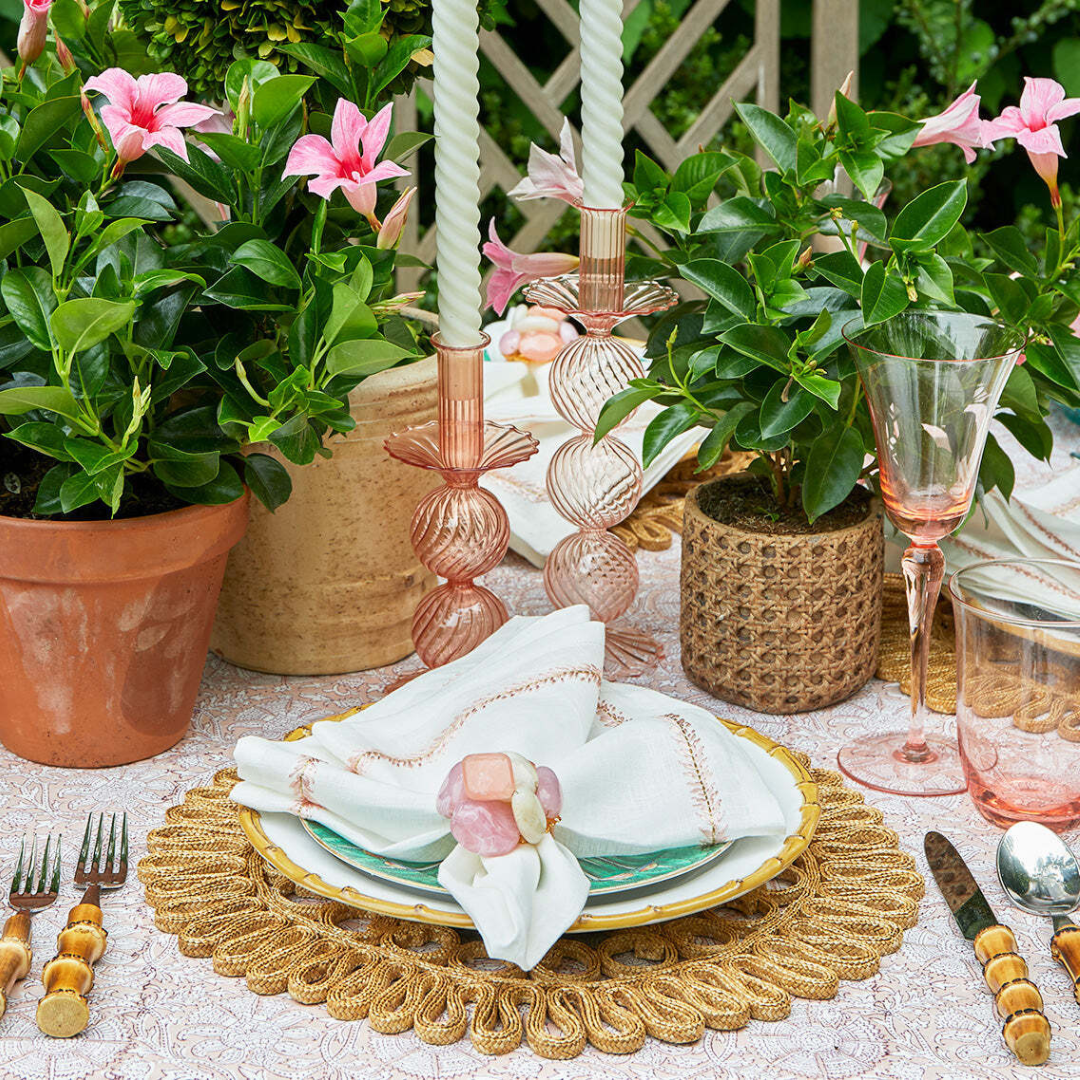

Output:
xmin=997 ymin=820 xmax=1080 ymax=918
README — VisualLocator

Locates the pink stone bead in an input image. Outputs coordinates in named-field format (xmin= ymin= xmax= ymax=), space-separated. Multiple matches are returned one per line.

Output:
xmin=436 ymin=760 xmax=464 ymax=818
xmin=462 ymin=752 xmax=515 ymax=801
xmin=519 ymin=332 xmax=563 ymax=363
xmin=536 ymin=766 xmax=562 ymax=818
xmin=499 ymin=329 xmax=521 ymax=356
xmin=530 ymin=306 xmax=566 ymax=322
xmin=559 ymin=321 xmax=579 ymax=343
xmin=450 ymin=799 xmax=521 ymax=857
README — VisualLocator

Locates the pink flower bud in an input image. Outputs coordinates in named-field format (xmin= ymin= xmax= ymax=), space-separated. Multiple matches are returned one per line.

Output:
xmin=18 ymin=0 xmax=51 ymax=69
xmin=55 ymin=34 xmax=75 ymax=74
xmin=376 ymin=186 xmax=415 ymax=250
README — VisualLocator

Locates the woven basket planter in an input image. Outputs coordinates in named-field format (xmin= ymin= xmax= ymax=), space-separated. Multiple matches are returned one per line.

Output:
xmin=681 ymin=474 xmax=884 ymax=714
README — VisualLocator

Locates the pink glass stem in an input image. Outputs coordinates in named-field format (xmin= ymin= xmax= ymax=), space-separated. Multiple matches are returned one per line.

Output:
xmin=434 ymin=333 xmax=483 ymax=471
xmin=900 ymin=542 xmax=946 ymax=764
xmin=578 ymin=206 xmax=626 ymax=313
xmin=384 ymin=332 xmax=539 ymax=671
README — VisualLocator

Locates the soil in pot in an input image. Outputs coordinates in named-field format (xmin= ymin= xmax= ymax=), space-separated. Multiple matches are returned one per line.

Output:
xmin=681 ymin=474 xmax=884 ymax=714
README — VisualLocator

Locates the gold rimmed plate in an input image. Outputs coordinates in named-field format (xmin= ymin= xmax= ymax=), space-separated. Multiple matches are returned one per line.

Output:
xmin=239 ymin=718 xmax=820 ymax=933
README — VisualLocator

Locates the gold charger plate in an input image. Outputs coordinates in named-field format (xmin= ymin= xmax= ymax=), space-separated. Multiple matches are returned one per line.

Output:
xmin=239 ymin=716 xmax=820 ymax=933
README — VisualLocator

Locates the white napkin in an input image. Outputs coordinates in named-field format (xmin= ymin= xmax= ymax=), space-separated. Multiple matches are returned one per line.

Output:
xmin=481 ymin=328 xmax=699 ymax=567
xmin=232 ymin=607 xmax=786 ymax=969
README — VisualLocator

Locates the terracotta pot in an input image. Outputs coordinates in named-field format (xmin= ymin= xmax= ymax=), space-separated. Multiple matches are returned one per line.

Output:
xmin=0 ymin=494 xmax=249 ymax=767
xmin=210 ymin=357 xmax=439 ymax=674
xmin=681 ymin=474 xmax=884 ymax=714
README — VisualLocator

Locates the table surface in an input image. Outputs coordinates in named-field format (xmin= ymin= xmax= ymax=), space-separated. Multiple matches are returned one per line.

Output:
xmin=2 ymin=418 xmax=1080 ymax=1080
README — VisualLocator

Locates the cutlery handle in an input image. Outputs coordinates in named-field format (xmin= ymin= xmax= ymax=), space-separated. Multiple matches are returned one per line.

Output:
xmin=0 ymin=913 xmax=32 ymax=1020
xmin=36 ymin=888 xmax=107 ymax=1038
xmin=1051 ymin=924 xmax=1080 ymax=1004
xmin=974 ymin=924 xmax=1051 ymax=1066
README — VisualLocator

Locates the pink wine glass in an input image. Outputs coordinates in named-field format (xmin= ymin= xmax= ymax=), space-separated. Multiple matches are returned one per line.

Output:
xmin=840 ymin=312 xmax=1024 ymax=797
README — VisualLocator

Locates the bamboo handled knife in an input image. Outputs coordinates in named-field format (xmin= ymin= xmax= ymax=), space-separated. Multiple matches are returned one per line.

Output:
xmin=925 ymin=831 xmax=1050 ymax=1066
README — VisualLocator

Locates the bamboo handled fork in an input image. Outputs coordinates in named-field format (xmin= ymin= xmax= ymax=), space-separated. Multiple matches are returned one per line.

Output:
xmin=37 ymin=813 xmax=128 ymax=1038
xmin=2 ymin=834 xmax=62 ymax=1020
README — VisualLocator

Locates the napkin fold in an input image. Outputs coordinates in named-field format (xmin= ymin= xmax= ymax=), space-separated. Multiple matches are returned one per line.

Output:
xmin=232 ymin=607 xmax=786 ymax=969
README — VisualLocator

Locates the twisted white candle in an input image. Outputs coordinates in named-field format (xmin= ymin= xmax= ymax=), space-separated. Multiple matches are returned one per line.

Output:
xmin=579 ymin=0 xmax=625 ymax=210
xmin=432 ymin=0 xmax=483 ymax=347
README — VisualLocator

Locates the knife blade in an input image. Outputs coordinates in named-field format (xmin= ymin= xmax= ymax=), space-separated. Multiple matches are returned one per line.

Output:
xmin=925 ymin=832 xmax=1050 ymax=1066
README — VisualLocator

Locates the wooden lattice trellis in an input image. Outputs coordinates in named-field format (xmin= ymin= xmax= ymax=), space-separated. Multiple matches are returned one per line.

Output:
xmin=393 ymin=0 xmax=783 ymax=293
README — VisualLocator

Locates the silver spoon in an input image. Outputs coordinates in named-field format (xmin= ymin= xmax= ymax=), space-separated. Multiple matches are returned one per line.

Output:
xmin=997 ymin=821 xmax=1080 ymax=1004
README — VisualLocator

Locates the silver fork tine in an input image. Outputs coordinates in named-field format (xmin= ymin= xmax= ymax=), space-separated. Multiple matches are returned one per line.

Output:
xmin=91 ymin=814 xmax=104 ymax=873
xmin=10 ymin=836 xmax=25 ymax=896
xmin=35 ymin=835 xmax=50 ymax=894
xmin=49 ymin=837 xmax=62 ymax=894
xmin=106 ymin=815 xmax=116 ymax=876
xmin=120 ymin=814 xmax=128 ymax=868
xmin=78 ymin=814 xmax=93 ymax=876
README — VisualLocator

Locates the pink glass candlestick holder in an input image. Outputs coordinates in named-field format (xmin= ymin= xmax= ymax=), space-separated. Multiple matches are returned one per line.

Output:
xmin=385 ymin=333 xmax=538 ymax=669
xmin=525 ymin=205 xmax=677 ymax=676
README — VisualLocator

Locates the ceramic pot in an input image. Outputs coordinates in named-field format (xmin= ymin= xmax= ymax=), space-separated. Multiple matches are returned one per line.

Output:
xmin=681 ymin=474 xmax=884 ymax=714
xmin=210 ymin=357 xmax=439 ymax=674
xmin=0 ymin=494 xmax=249 ymax=767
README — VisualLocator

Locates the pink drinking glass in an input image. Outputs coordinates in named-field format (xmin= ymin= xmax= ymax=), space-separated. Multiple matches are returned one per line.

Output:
xmin=950 ymin=558 xmax=1080 ymax=831
xmin=841 ymin=312 xmax=1024 ymax=797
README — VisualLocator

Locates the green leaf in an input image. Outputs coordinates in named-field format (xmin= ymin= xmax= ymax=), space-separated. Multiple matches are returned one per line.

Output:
xmin=15 ymin=96 xmax=82 ymax=162
xmin=51 ymin=0 xmax=88 ymax=39
xmin=978 ymin=431 xmax=1015 ymax=500
xmin=231 ymin=239 xmax=302 ymax=290
xmin=860 ymin=261 xmax=909 ymax=326
xmin=51 ymin=298 xmax=135 ymax=355
xmin=890 ymin=180 xmax=968 ymax=253
xmin=87 ymin=0 xmax=114 ymax=50
xmin=372 ymin=34 xmax=432 ymax=96
xmin=105 ymin=180 xmax=177 ymax=221
xmin=225 ymin=59 xmax=280 ymax=113
xmin=154 ymin=145 xmax=234 ymax=204
xmin=733 ymin=102 xmax=797 ymax=174
xmin=0 ymin=217 xmax=39 ymax=262
xmin=999 ymin=363 xmax=1042 ymax=422
xmin=982 ymin=225 xmax=1038 ymax=277
xmin=325 ymin=282 xmax=378 ymax=345
xmin=267 ymin=415 xmax=320 ymax=465
xmin=671 ymin=151 xmax=732 ymax=204
xmin=243 ymin=453 xmax=292 ymax=510
xmin=204 ymin=267 xmax=293 ymax=311
xmin=87 ymin=216 xmax=150 ymax=260
xmin=838 ymin=149 xmax=883 ymax=203
xmin=1 ymin=267 xmax=55 ymax=351
xmin=0 ymin=115 xmax=19 ymax=162
xmin=695 ymin=402 xmax=755 ymax=470
xmin=680 ymin=259 xmax=755 ymax=320
xmin=594 ymin=385 xmax=656 ymax=442
xmin=63 ymin=437 xmax=136 ymax=475
xmin=59 ymin=469 xmax=106 ymax=514
xmin=819 ymin=196 xmax=888 ymax=246
xmin=834 ymin=92 xmax=872 ymax=142
xmin=0 ymin=385 xmax=81 ymax=422
xmin=253 ymin=75 xmax=316 ymax=128
xmin=325 ymin=338 xmax=414 ymax=377
xmin=793 ymin=370 xmax=842 ymax=409
xmin=19 ymin=186 xmax=69 ymax=278
xmin=915 ymin=254 xmax=955 ymax=306
xmin=383 ymin=131 xmax=432 ymax=162
xmin=1047 ymin=323 xmax=1080 ymax=388
xmin=196 ymin=132 xmax=262 ymax=172
xmin=642 ymin=401 xmax=699 ymax=468
xmin=984 ymin=273 xmax=1027 ymax=325
xmin=633 ymin=151 xmax=668 ymax=193
xmin=720 ymin=323 xmax=793 ymax=373
xmin=1024 ymin=342 xmax=1079 ymax=391
xmin=812 ymin=250 xmax=863 ymax=297
xmin=653 ymin=191 xmax=692 ymax=233
xmin=802 ymin=426 xmax=864 ymax=523
xmin=997 ymin=412 xmax=1052 ymax=462
xmin=1053 ymin=38 xmax=1080 ymax=96
xmin=759 ymin=381 xmax=814 ymax=438
xmin=32 ymin=463 xmax=73 ymax=514
xmin=5 ymin=422 xmax=72 ymax=461
xmin=149 ymin=440 xmax=221 ymax=486
xmin=279 ymin=43 xmax=353 ymax=97
xmin=166 ymin=460 xmax=244 ymax=505
xmin=48 ymin=149 xmax=99 ymax=183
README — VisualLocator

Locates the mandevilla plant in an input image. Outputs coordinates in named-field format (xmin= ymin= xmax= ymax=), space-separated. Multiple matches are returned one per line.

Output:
xmin=602 ymin=78 xmax=1079 ymax=524
xmin=0 ymin=5 xmax=426 ymax=519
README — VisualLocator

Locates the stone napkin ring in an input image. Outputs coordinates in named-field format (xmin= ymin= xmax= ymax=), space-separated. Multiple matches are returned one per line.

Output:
xmin=436 ymin=752 xmax=562 ymax=857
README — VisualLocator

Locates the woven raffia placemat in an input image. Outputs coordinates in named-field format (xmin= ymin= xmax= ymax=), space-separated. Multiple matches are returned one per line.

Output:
xmin=139 ymin=761 xmax=922 ymax=1060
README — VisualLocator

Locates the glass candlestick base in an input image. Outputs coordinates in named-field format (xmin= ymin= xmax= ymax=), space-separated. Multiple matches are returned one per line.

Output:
xmin=385 ymin=333 xmax=539 ymax=670
xmin=525 ymin=206 xmax=678 ymax=678
xmin=837 ymin=733 xmax=966 ymax=797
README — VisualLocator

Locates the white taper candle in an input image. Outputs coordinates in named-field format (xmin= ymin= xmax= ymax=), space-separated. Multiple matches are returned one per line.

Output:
xmin=579 ymin=0 xmax=625 ymax=210
xmin=432 ymin=0 xmax=483 ymax=347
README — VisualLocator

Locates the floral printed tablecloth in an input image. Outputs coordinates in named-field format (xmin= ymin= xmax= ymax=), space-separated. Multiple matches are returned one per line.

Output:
xmin=1 ymin=416 xmax=1079 ymax=1080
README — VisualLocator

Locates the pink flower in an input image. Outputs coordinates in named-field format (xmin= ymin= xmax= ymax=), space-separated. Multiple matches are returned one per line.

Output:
xmin=912 ymin=82 xmax=985 ymax=164
xmin=983 ymin=78 xmax=1080 ymax=207
xmin=83 ymin=70 xmax=218 ymax=173
xmin=283 ymin=100 xmax=408 ymax=218
xmin=508 ymin=118 xmax=584 ymax=205
xmin=17 ymin=0 xmax=50 ymax=70
xmin=376 ymin=186 xmax=415 ymax=250
xmin=483 ymin=221 xmax=578 ymax=315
